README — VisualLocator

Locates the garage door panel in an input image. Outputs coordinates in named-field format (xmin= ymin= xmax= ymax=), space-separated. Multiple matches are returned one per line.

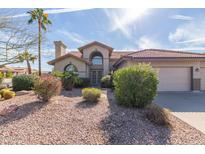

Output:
xmin=201 ymin=68 xmax=205 ymax=90
xmin=156 ymin=67 xmax=191 ymax=91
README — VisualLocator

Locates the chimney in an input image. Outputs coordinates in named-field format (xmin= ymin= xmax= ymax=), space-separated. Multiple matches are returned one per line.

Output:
xmin=54 ymin=41 xmax=67 ymax=58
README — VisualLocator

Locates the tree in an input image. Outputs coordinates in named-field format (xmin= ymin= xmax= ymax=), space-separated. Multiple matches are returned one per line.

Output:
xmin=0 ymin=14 xmax=38 ymax=67
xmin=18 ymin=51 xmax=37 ymax=74
xmin=27 ymin=9 xmax=52 ymax=76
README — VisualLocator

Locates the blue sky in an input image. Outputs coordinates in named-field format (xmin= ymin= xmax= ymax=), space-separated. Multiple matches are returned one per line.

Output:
xmin=2 ymin=8 xmax=205 ymax=71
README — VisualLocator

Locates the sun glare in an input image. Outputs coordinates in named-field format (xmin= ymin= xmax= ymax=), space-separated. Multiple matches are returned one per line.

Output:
xmin=120 ymin=8 xmax=148 ymax=26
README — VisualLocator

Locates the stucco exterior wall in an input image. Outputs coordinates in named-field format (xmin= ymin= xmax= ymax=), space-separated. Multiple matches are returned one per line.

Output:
xmin=118 ymin=59 xmax=205 ymax=91
xmin=54 ymin=56 xmax=88 ymax=78
xmin=82 ymin=45 xmax=110 ymax=75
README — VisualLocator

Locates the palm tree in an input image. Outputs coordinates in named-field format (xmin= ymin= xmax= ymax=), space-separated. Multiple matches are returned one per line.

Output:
xmin=27 ymin=8 xmax=52 ymax=76
xmin=19 ymin=51 xmax=37 ymax=74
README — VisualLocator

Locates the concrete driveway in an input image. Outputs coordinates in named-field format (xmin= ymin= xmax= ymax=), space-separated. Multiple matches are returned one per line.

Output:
xmin=155 ymin=92 xmax=205 ymax=134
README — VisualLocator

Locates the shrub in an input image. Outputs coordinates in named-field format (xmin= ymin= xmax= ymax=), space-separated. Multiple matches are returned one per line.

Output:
xmin=12 ymin=74 xmax=38 ymax=91
xmin=74 ymin=77 xmax=90 ymax=88
xmin=3 ymin=90 xmax=15 ymax=100
xmin=145 ymin=104 xmax=171 ymax=126
xmin=82 ymin=88 xmax=101 ymax=103
xmin=0 ymin=72 xmax=4 ymax=78
xmin=101 ymin=75 xmax=112 ymax=88
xmin=52 ymin=71 xmax=80 ymax=90
xmin=0 ymin=72 xmax=4 ymax=85
xmin=5 ymin=70 xmax=13 ymax=78
xmin=33 ymin=75 xmax=62 ymax=102
xmin=113 ymin=63 xmax=158 ymax=108
xmin=0 ymin=88 xmax=11 ymax=97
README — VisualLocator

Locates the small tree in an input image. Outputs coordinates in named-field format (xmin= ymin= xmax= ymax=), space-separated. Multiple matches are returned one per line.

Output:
xmin=18 ymin=51 xmax=37 ymax=74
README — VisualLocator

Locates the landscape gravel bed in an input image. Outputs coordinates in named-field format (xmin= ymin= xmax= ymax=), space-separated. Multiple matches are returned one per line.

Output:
xmin=0 ymin=89 xmax=205 ymax=144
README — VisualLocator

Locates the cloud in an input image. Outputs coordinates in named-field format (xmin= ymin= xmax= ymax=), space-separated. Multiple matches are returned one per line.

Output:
xmin=104 ymin=8 xmax=148 ymax=39
xmin=136 ymin=36 xmax=162 ymax=49
xmin=170 ymin=14 xmax=194 ymax=21
xmin=11 ymin=8 xmax=93 ymax=18
xmin=168 ymin=19 xmax=205 ymax=46
xmin=57 ymin=30 xmax=88 ymax=45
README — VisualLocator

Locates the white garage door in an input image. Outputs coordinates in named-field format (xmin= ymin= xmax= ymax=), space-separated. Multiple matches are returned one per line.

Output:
xmin=201 ymin=68 xmax=205 ymax=90
xmin=156 ymin=67 xmax=191 ymax=91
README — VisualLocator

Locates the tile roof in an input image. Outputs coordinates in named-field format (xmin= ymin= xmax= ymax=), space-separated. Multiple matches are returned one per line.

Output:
xmin=47 ymin=52 xmax=90 ymax=65
xmin=124 ymin=49 xmax=205 ymax=58
xmin=78 ymin=41 xmax=113 ymax=53
xmin=48 ymin=49 xmax=205 ymax=65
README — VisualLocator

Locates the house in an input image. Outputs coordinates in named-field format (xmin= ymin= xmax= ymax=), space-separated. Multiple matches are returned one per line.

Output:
xmin=47 ymin=41 xmax=205 ymax=91
xmin=0 ymin=66 xmax=38 ymax=75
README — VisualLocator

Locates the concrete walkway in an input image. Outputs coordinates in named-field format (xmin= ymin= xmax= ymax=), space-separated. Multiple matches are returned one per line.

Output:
xmin=155 ymin=92 xmax=205 ymax=134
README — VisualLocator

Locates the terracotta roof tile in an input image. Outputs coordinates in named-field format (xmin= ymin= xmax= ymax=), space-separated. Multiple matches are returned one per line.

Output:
xmin=124 ymin=49 xmax=205 ymax=58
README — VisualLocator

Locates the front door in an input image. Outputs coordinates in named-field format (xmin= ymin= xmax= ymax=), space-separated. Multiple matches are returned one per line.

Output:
xmin=91 ymin=70 xmax=103 ymax=86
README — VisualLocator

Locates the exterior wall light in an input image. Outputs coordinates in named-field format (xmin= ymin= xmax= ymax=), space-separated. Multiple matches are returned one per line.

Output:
xmin=195 ymin=68 xmax=199 ymax=72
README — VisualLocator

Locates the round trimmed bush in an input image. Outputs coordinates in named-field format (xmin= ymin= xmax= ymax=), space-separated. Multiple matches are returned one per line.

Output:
xmin=3 ymin=90 xmax=15 ymax=100
xmin=12 ymin=74 xmax=38 ymax=91
xmin=101 ymin=75 xmax=112 ymax=88
xmin=82 ymin=88 xmax=101 ymax=103
xmin=113 ymin=63 xmax=158 ymax=108
xmin=0 ymin=88 xmax=12 ymax=97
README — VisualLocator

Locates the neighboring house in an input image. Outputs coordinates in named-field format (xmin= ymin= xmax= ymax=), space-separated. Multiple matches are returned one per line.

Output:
xmin=0 ymin=66 xmax=38 ymax=75
xmin=48 ymin=41 xmax=205 ymax=91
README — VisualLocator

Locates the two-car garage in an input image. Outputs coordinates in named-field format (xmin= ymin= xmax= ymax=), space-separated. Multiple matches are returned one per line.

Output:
xmin=114 ymin=49 xmax=205 ymax=92
xmin=156 ymin=67 xmax=191 ymax=91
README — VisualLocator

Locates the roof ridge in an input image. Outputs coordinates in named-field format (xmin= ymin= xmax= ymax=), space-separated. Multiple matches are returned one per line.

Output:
xmin=146 ymin=48 xmax=205 ymax=55
xmin=124 ymin=48 xmax=205 ymax=57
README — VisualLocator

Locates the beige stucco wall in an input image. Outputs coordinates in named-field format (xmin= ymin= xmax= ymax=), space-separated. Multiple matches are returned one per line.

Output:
xmin=122 ymin=60 xmax=203 ymax=79
xmin=54 ymin=56 xmax=88 ymax=78
xmin=118 ymin=59 xmax=205 ymax=91
xmin=82 ymin=45 xmax=110 ymax=75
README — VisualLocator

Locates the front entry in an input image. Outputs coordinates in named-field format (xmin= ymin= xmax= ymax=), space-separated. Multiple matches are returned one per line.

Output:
xmin=90 ymin=70 xmax=103 ymax=86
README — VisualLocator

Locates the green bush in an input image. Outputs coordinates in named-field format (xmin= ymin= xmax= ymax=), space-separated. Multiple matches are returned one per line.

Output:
xmin=74 ymin=77 xmax=90 ymax=88
xmin=12 ymin=74 xmax=38 ymax=91
xmin=0 ymin=72 xmax=4 ymax=78
xmin=52 ymin=71 xmax=80 ymax=90
xmin=113 ymin=63 xmax=158 ymax=108
xmin=82 ymin=88 xmax=101 ymax=103
xmin=33 ymin=75 xmax=62 ymax=102
xmin=145 ymin=104 xmax=171 ymax=127
xmin=101 ymin=75 xmax=112 ymax=88
xmin=5 ymin=70 xmax=13 ymax=78
xmin=0 ymin=72 xmax=3 ymax=85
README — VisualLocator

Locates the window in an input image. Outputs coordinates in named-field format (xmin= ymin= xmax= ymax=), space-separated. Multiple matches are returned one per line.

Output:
xmin=90 ymin=52 xmax=103 ymax=65
xmin=64 ymin=64 xmax=78 ymax=72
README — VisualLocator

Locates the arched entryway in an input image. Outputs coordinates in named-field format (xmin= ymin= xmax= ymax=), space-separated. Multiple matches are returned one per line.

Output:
xmin=89 ymin=51 xmax=103 ymax=86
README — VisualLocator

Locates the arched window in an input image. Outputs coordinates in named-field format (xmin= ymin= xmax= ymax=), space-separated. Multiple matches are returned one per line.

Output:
xmin=64 ymin=64 xmax=78 ymax=72
xmin=90 ymin=52 xmax=103 ymax=65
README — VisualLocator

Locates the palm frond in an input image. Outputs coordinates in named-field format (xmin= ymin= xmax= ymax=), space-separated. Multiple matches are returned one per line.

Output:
xmin=28 ymin=18 xmax=33 ymax=24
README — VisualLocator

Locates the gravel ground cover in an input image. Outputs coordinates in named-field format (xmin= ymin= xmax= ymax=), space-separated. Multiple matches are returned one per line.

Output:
xmin=0 ymin=89 xmax=205 ymax=144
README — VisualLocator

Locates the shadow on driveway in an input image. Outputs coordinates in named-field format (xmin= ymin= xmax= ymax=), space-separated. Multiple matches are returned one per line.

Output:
xmin=155 ymin=92 xmax=205 ymax=112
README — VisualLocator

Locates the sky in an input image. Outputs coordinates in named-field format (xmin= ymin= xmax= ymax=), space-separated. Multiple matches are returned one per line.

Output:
xmin=1 ymin=8 xmax=205 ymax=71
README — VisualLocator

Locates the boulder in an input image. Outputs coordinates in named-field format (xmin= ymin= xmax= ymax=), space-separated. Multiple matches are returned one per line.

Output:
xmin=16 ymin=90 xmax=30 ymax=96
xmin=0 ymin=105 xmax=18 ymax=116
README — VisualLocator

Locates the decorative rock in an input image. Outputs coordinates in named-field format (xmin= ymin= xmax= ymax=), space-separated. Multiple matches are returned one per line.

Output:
xmin=0 ymin=105 xmax=18 ymax=116
xmin=16 ymin=90 xmax=30 ymax=96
